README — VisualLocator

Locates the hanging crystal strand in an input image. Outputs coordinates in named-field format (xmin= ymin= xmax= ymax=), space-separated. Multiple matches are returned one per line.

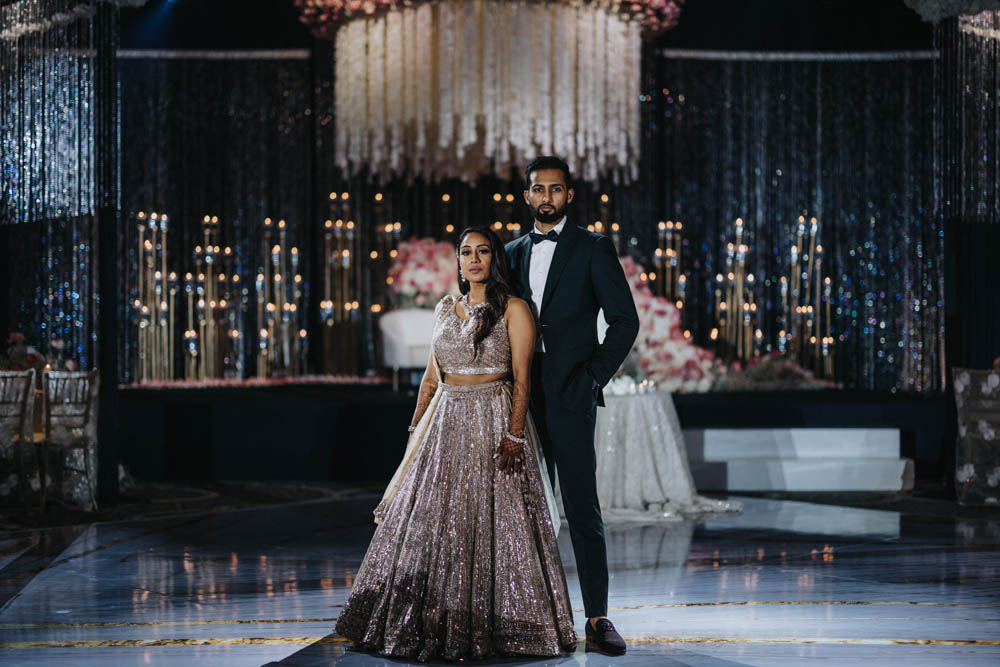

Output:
xmin=932 ymin=24 xmax=946 ymax=389
xmin=752 ymin=67 xmax=767 ymax=353
xmin=592 ymin=8 xmax=605 ymax=183
xmin=0 ymin=19 xmax=8 ymax=222
xmin=481 ymin=0 xmax=498 ymax=169
xmin=414 ymin=2 xmax=432 ymax=179
xmin=617 ymin=17 xmax=630 ymax=176
xmin=627 ymin=19 xmax=640 ymax=182
xmin=456 ymin=0 xmax=477 ymax=168
xmin=461 ymin=0 xmax=477 ymax=158
xmin=593 ymin=10 xmax=609 ymax=184
xmin=553 ymin=7 xmax=574 ymax=175
xmin=534 ymin=3 xmax=553 ymax=156
xmin=29 ymin=23 xmax=41 ymax=224
xmin=401 ymin=6 xmax=417 ymax=178
xmin=607 ymin=14 xmax=623 ymax=177
xmin=509 ymin=3 xmax=530 ymax=171
xmin=346 ymin=20 xmax=364 ymax=175
xmin=494 ymin=2 xmax=512 ymax=178
xmin=436 ymin=1 xmax=455 ymax=180
xmin=586 ymin=8 xmax=598 ymax=181
xmin=619 ymin=14 xmax=634 ymax=182
xmin=386 ymin=7 xmax=403 ymax=177
xmin=334 ymin=23 xmax=349 ymax=174
xmin=575 ymin=7 xmax=590 ymax=179
xmin=901 ymin=66 xmax=914 ymax=390
xmin=368 ymin=15 xmax=386 ymax=180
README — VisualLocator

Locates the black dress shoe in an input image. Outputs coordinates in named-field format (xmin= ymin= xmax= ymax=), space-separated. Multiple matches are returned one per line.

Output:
xmin=585 ymin=617 xmax=627 ymax=655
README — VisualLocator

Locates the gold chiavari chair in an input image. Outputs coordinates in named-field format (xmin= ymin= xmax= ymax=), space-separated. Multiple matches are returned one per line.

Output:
xmin=0 ymin=369 xmax=36 ymax=504
xmin=38 ymin=370 xmax=98 ymax=511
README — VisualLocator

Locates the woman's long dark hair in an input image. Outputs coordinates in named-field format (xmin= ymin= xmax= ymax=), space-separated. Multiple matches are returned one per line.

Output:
xmin=456 ymin=226 xmax=513 ymax=357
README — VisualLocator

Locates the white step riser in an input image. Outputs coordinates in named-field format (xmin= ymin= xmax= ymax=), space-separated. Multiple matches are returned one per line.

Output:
xmin=690 ymin=458 xmax=915 ymax=492
xmin=683 ymin=428 xmax=900 ymax=461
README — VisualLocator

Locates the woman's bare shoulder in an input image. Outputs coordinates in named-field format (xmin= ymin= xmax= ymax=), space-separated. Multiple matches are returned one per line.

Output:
xmin=504 ymin=296 xmax=531 ymax=315
xmin=504 ymin=297 xmax=535 ymax=326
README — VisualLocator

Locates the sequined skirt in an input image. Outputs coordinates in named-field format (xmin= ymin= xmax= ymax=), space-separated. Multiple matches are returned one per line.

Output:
xmin=335 ymin=379 xmax=578 ymax=661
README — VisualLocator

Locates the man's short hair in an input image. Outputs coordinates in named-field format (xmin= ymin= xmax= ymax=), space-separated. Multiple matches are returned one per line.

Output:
xmin=524 ymin=156 xmax=572 ymax=188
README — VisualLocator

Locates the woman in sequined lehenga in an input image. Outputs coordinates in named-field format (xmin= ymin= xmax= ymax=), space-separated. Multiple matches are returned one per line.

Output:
xmin=335 ymin=227 xmax=577 ymax=661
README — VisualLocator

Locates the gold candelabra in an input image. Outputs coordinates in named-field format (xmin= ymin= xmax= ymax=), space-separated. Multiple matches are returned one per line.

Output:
xmin=372 ymin=220 xmax=401 ymax=314
xmin=255 ymin=217 xmax=306 ymax=377
xmin=708 ymin=215 xmax=835 ymax=376
xmin=488 ymin=191 xmax=522 ymax=242
xmin=183 ymin=215 xmax=241 ymax=380
xmin=321 ymin=192 xmax=361 ymax=373
xmin=779 ymin=215 xmax=834 ymax=376
xmin=707 ymin=218 xmax=759 ymax=361
xmin=134 ymin=211 xmax=177 ymax=382
xmin=654 ymin=220 xmax=685 ymax=305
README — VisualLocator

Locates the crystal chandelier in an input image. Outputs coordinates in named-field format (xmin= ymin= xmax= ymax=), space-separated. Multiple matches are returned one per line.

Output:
xmin=297 ymin=0 xmax=684 ymax=184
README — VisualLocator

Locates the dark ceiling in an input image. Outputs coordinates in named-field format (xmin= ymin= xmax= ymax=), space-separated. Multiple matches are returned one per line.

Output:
xmin=120 ymin=0 xmax=933 ymax=52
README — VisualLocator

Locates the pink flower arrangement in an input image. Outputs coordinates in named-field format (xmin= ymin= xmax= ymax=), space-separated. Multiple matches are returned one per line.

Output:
xmin=712 ymin=351 xmax=837 ymax=392
xmin=296 ymin=0 xmax=684 ymax=39
xmin=618 ymin=256 xmax=716 ymax=392
xmin=387 ymin=237 xmax=460 ymax=308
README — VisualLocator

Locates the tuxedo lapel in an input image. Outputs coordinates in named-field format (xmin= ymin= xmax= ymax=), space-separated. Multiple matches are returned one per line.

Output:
xmin=516 ymin=236 xmax=532 ymax=301
xmin=540 ymin=223 xmax=579 ymax=315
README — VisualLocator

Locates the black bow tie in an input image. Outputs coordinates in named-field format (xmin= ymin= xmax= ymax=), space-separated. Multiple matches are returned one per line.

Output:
xmin=529 ymin=230 xmax=559 ymax=245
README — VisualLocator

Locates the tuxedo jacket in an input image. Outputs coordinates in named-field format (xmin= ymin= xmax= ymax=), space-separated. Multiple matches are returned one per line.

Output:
xmin=505 ymin=222 xmax=639 ymax=414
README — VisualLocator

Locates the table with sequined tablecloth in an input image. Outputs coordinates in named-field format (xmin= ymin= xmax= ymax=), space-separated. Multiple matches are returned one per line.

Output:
xmin=589 ymin=391 xmax=741 ymax=522
xmin=953 ymin=368 xmax=1000 ymax=506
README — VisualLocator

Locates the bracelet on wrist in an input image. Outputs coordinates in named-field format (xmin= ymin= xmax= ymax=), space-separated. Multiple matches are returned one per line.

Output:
xmin=504 ymin=431 xmax=527 ymax=445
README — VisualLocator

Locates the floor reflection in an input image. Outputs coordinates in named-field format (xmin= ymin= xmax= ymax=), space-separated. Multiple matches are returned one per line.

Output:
xmin=1 ymin=495 xmax=998 ymax=666
xmin=268 ymin=638 xmax=752 ymax=667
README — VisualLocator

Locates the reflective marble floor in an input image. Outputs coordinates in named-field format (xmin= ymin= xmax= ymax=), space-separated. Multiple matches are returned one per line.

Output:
xmin=0 ymin=493 xmax=998 ymax=666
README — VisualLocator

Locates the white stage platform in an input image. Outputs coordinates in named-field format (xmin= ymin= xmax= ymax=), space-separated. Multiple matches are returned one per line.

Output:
xmin=683 ymin=428 xmax=915 ymax=492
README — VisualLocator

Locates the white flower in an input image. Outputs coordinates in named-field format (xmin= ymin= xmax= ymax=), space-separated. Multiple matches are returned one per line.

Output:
xmin=0 ymin=473 xmax=17 ymax=497
xmin=956 ymin=462 xmax=975 ymax=483
xmin=987 ymin=467 xmax=1000 ymax=488
xmin=978 ymin=420 xmax=996 ymax=441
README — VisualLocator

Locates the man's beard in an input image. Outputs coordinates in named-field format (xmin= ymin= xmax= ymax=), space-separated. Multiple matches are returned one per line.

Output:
xmin=530 ymin=202 xmax=566 ymax=224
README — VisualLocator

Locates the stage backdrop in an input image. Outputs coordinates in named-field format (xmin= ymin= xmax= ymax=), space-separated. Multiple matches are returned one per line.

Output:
xmin=5 ymin=35 xmax=976 ymax=394
xmin=647 ymin=50 xmax=943 ymax=392
xmin=937 ymin=14 xmax=1000 ymax=373
xmin=1 ymin=0 xmax=121 ymax=373
xmin=118 ymin=52 xmax=322 ymax=382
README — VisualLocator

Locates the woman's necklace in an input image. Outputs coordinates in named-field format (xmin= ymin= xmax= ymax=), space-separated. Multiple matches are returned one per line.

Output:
xmin=460 ymin=292 xmax=489 ymax=317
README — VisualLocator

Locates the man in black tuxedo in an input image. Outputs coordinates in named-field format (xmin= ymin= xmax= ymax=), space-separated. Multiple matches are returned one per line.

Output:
xmin=505 ymin=156 xmax=639 ymax=655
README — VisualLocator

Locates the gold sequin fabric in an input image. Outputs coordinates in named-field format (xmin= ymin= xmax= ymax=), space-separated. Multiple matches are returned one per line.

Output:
xmin=432 ymin=294 xmax=511 ymax=375
xmin=334 ymin=379 xmax=577 ymax=661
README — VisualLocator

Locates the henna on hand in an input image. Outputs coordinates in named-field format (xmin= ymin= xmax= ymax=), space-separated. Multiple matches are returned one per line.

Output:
xmin=409 ymin=365 xmax=438 ymax=431
xmin=497 ymin=435 xmax=525 ymax=474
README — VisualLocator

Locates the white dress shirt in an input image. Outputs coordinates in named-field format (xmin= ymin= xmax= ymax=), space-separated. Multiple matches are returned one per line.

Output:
xmin=529 ymin=216 xmax=567 ymax=352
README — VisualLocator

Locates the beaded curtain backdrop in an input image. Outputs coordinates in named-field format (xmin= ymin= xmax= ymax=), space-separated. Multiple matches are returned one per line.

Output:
xmin=647 ymin=51 xmax=944 ymax=392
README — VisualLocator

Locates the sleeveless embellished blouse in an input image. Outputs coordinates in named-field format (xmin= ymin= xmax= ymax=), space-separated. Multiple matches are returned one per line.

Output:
xmin=432 ymin=295 xmax=511 ymax=375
